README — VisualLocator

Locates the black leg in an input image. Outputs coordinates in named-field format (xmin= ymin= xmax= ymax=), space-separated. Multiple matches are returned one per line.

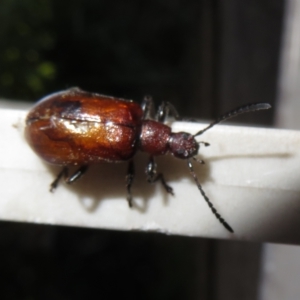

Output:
xmin=156 ymin=101 xmax=181 ymax=122
xmin=50 ymin=165 xmax=89 ymax=192
xmin=141 ymin=95 xmax=155 ymax=120
xmin=50 ymin=166 xmax=68 ymax=192
xmin=65 ymin=165 xmax=89 ymax=184
xmin=141 ymin=96 xmax=181 ymax=123
xmin=146 ymin=156 xmax=174 ymax=195
xmin=126 ymin=160 xmax=135 ymax=207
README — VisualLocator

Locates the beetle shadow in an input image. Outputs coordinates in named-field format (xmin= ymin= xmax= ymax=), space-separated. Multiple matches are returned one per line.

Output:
xmin=45 ymin=150 xmax=289 ymax=214
xmin=45 ymin=152 xmax=207 ymax=214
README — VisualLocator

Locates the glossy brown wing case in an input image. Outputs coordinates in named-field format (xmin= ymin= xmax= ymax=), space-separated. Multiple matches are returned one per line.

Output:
xmin=25 ymin=88 xmax=143 ymax=165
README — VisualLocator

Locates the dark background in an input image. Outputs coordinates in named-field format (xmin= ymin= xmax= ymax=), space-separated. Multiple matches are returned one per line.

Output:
xmin=0 ymin=0 xmax=283 ymax=299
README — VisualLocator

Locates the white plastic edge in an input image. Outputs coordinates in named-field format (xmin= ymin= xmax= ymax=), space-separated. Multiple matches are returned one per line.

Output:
xmin=1 ymin=108 xmax=300 ymax=244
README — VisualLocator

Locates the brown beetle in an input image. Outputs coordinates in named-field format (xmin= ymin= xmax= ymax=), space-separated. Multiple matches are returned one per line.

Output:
xmin=25 ymin=87 xmax=271 ymax=232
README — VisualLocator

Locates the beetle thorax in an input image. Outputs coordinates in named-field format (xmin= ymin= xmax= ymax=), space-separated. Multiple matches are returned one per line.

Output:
xmin=139 ymin=120 xmax=171 ymax=155
xmin=139 ymin=120 xmax=199 ymax=159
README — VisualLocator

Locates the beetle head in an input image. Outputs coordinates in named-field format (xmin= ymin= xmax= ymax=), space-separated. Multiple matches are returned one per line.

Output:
xmin=168 ymin=132 xmax=199 ymax=159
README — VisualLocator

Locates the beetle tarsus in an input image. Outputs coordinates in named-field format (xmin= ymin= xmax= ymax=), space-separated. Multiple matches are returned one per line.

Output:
xmin=146 ymin=156 xmax=174 ymax=196
xmin=141 ymin=95 xmax=181 ymax=123
xmin=50 ymin=166 xmax=68 ymax=192
xmin=157 ymin=174 xmax=174 ymax=195
xmin=141 ymin=95 xmax=155 ymax=120
xmin=126 ymin=161 xmax=135 ymax=208
xmin=148 ymin=173 xmax=174 ymax=196
xmin=127 ymin=196 xmax=133 ymax=208
xmin=156 ymin=101 xmax=181 ymax=122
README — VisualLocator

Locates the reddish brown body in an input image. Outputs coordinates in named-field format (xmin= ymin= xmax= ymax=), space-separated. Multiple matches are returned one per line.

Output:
xmin=25 ymin=88 xmax=192 ymax=165
xmin=25 ymin=88 xmax=145 ymax=165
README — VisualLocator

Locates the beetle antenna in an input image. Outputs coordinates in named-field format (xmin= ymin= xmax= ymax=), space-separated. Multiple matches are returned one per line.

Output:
xmin=187 ymin=160 xmax=234 ymax=233
xmin=194 ymin=103 xmax=271 ymax=137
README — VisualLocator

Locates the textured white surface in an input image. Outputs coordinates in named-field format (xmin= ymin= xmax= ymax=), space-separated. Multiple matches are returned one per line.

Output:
xmin=1 ymin=108 xmax=300 ymax=243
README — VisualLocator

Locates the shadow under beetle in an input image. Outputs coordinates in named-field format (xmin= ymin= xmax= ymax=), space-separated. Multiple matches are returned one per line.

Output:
xmin=25 ymin=87 xmax=271 ymax=232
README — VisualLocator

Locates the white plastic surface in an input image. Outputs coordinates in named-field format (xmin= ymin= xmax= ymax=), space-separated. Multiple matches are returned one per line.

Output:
xmin=1 ymin=108 xmax=300 ymax=244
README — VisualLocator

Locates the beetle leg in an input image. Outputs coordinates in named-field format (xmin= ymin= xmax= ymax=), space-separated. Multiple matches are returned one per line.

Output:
xmin=141 ymin=95 xmax=155 ymax=120
xmin=146 ymin=156 xmax=174 ymax=195
xmin=126 ymin=160 xmax=135 ymax=207
xmin=65 ymin=165 xmax=89 ymax=184
xmin=156 ymin=101 xmax=181 ymax=123
xmin=50 ymin=165 xmax=89 ymax=192
xmin=50 ymin=166 xmax=68 ymax=192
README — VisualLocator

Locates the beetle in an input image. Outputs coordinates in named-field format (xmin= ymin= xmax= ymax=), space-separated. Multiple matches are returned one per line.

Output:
xmin=25 ymin=87 xmax=271 ymax=232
